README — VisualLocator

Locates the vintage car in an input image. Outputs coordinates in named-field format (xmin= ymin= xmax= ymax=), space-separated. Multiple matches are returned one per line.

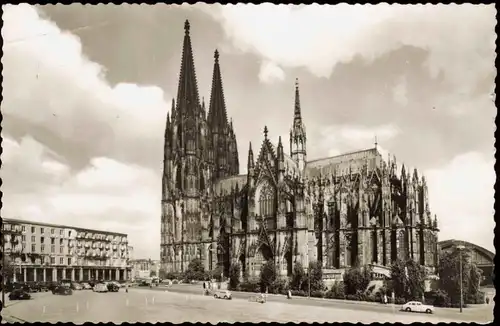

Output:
xmin=213 ymin=290 xmax=232 ymax=300
xmin=401 ymin=301 xmax=434 ymax=314
xmin=93 ymin=283 xmax=109 ymax=293
xmin=52 ymin=285 xmax=73 ymax=295
xmin=81 ymin=282 xmax=92 ymax=290
xmin=9 ymin=289 xmax=31 ymax=300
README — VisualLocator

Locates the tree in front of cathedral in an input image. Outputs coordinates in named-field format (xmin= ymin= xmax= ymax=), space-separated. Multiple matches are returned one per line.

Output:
xmin=436 ymin=248 xmax=485 ymax=306
xmin=343 ymin=265 xmax=372 ymax=297
xmin=389 ymin=258 xmax=426 ymax=301
xmin=228 ymin=262 xmax=241 ymax=290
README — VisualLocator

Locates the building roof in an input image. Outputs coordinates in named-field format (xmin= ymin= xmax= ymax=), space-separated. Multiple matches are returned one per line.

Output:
xmin=438 ymin=239 xmax=494 ymax=262
xmin=213 ymin=174 xmax=247 ymax=194
xmin=305 ymin=147 xmax=382 ymax=179
xmin=2 ymin=217 xmax=128 ymax=237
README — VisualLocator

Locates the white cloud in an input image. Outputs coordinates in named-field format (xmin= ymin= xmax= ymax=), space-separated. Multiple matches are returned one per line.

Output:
xmin=258 ymin=60 xmax=286 ymax=84
xmin=1 ymin=136 xmax=161 ymax=259
xmin=392 ymin=76 xmax=408 ymax=107
xmin=1 ymin=4 xmax=169 ymax=259
xmin=209 ymin=4 xmax=495 ymax=94
xmin=425 ymin=152 xmax=495 ymax=252
xmin=2 ymin=4 xmax=171 ymax=165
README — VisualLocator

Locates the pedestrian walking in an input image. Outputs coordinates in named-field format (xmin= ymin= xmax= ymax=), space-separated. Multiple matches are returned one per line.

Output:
xmin=287 ymin=289 xmax=292 ymax=300
xmin=125 ymin=283 xmax=129 ymax=293
xmin=383 ymin=294 xmax=387 ymax=304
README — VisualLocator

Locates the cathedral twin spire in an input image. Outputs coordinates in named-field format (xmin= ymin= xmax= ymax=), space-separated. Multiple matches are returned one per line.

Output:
xmin=163 ymin=20 xmax=239 ymax=190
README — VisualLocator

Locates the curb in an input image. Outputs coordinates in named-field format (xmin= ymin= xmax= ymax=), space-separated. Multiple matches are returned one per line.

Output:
xmin=1 ymin=314 xmax=27 ymax=324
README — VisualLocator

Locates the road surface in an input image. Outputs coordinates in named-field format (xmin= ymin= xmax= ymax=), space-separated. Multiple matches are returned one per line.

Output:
xmin=1 ymin=288 xmax=492 ymax=323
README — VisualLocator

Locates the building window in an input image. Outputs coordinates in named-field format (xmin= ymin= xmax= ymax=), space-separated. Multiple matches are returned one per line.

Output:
xmin=41 ymin=245 xmax=45 ymax=252
xmin=259 ymin=181 xmax=275 ymax=217
xmin=41 ymin=237 xmax=45 ymax=243
xmin=68 ymin=258 xmax=72 ymax=265
xmin=51 ymin=257 xmax=55 ymax=264
xmin=31 ymin=244 xmax=36 ymax=252
xmin=51 ymin=245 xmax=55 ymax=253
xmin=59 ymin=247 xmax=63 ymax=254
xmin=22 ymin=235 xmax=26 ymax=242
xmin=60 ymin=230 xmax=64 ymax=236
xmin=51 ymin=228 xmax=55 ymax=234
xmin=59 ymin=257 xmax=64 ymax=265
xmin=51 ymin=238 xmax=55 ymax=245
xmin=31 ymin=226 xmax=35 ymax=233
xmin=31 ymin=236 xmax=36 ymax=242
xmin=41 ymin=228 xmax=44 ymax=234
xmin=60 ymin=239 xmax=64 ymax=245
xmin=22 ymin=226 xmax=26 ymax=232
xmin=69 ymin=231 xmax=72 ymax=237
xmin=22 ymin=244 xmax=26 ymax=250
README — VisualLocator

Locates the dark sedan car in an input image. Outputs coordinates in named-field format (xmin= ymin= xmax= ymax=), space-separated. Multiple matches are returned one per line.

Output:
xmin=9 ymin=289 xmax=31 ymax=300
xmin=52 ymin=285 xmax=73 ymax=295
xmin=106 ymin=282 xmax=120 ymax=292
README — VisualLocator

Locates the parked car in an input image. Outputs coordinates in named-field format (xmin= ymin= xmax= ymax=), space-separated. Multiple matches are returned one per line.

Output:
xmin=38 ymin=282 xmax=50 ymax=292
xmin=107 ymin=282 xmax=119 ymax=292
xmin=8 ymin=289 xmax=31 ymax=300
xmin=47 ymin=282 xmax=59 ymax=292
xmin=81 ymin=282 xmax=92 ymax=290
xmin=25 ymin=282 xmax=40 ymax=292
xmin=213 ymin=290 xmax=232 ymax=300
xmin=72 ymin=283 xmax=83 ymax=290
xmin=52 ymin=285 xmax=73 ymax=295
xmin=401 ymin=301 xmax=434 ymax=314
xmin=93 ymin=283 xmax=108 ymax=293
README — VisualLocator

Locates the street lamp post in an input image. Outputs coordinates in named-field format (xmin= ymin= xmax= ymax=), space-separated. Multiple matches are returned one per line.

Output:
xmin=456 ymin=244 xmax=465 ymax=313
xmin=2 ymin=223 xmax=5 ymax=308
xmin=308 ymin=270 xmax=311 ymax=298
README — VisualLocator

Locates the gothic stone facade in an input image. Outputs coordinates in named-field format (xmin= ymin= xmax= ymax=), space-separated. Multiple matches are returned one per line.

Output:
xmin=160 ymin=21 xmax=439 ymax=278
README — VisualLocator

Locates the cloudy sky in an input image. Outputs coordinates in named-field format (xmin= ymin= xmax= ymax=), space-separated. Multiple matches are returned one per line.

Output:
xmin=2 ymin=4 xmax=496 ymax=259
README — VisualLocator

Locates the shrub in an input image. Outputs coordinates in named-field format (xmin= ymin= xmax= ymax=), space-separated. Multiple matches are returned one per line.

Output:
xmin=290 ymin=262 xmax=307 ymax=291
xmin=466 ymin=291 xmax=485 ymax=304
xmin=326 ymin=281 xmax=346 ymax=300
xmin=311 ymin=290 xmax=325 ymax=298
xmin=343 ymin=265 xmax=372 ymax=295
xmin=239 ymin=280 xmax=260 ymax=293
xmin=291 ymin=290 xmax=306 ymax=297
xmin=269 ymin=277 xmax=287 ymax=294
xmin=164 ymin=271 xmax=183 ymax=280
xmin=346 ymin=294 xmax=358 ymax=301
xmin=425 ymin=289 xmax=451 ymax=307
xmin=365 ymin=294 xmax=377 ymax=302
xmin=259 ymin=261 xmax=278 ymax=292
xmin=394 ymin=297 xmax=406 ymax=305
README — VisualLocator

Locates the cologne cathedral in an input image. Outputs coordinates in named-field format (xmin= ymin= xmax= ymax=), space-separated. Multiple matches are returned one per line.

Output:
xmin=161 ymin=21 xmax=439 ymax=278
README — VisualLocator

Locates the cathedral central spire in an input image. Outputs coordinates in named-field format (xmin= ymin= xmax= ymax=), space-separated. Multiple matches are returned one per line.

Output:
xmin=294 ymin=78 xmax=302 ymax=122
xmin=289 ymin=78 xmax=307 ymax=171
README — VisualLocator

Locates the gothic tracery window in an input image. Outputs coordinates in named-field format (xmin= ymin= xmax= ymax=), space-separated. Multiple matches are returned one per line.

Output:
xmin=259 ymin=181 xmax=275 ymax=218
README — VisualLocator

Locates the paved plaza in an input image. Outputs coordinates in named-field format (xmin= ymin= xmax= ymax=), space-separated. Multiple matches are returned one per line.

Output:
xmin=2 ymin=288 xmax=493 ymax=324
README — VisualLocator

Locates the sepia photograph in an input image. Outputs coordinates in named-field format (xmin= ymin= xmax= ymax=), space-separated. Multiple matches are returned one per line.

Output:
xmin=1 ymin=3 xmax=496 ymax=324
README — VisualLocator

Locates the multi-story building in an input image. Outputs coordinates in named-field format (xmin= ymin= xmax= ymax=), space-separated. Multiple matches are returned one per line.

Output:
xmin=2 ymin=218 xmax=132 ymax=283
xmin=161 ymin=20 xmax=439 ymax=278
xmin=127 ymin=245 xmax=134 ymax=261
xmin=130 ymin=259 xmax=160 ymax=279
